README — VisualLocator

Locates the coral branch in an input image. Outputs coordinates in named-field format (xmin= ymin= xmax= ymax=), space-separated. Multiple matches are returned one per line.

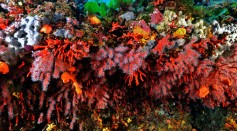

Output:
xmin=30 ymin=50 xmax=54 ymax=91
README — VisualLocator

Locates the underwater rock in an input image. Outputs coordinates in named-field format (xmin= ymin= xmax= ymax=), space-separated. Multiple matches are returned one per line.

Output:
xmin=4 ymin=15 xmax=48 ymax=50
xmin=191 ymin=105 xmax=227 ymax=131
xmin=53 ymin=12 xmax=64 ymax=22
xmin=53 ymin=29 xmax=73 ymax=38
xmin=119 ymin=12 xmax=135 ymax=21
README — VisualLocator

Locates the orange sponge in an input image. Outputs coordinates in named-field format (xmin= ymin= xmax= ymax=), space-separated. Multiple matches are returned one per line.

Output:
xmin=0 ymin=61 xmax=9 ymax=74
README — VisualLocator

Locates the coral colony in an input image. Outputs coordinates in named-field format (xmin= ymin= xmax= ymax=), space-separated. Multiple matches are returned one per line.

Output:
xmin=0 ymin=0 xmax=237 ymax=130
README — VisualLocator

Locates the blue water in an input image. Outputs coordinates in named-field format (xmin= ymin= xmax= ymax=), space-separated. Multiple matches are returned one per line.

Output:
xmin=88 ymin=0 xmax=110 ymax=4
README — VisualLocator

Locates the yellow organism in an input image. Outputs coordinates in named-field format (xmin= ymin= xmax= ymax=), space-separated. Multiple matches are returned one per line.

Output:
xmin=46 ymin=123 xmax=56 ymax=131
xmin=88 ymin=15 xmax=101 ymax=25
xmin=173 ymin=28 xmax=186 ymax=38
xmin=12 ymin=92 xmax=20 ymax=99
xmin=133 ymin=26 xmax=150 ymax=39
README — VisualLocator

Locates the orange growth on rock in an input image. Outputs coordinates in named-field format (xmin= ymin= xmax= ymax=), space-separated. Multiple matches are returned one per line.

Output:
xmin=61 ymin=72 xmax=72 ymax=83
xmin=133 ymin=26 xmax=150 ymax=39
xmin=61 ymin=70 xmax=82 ymax=95
xmin=0 ymin=61 xmax=9 ymax=74
xmin=88 ymin=15 xmax=101 ymax=25
xmin=198 ymin=85 xmax=209 ymax=98
xmin=40 ymin=24 xmax=52 ymax=34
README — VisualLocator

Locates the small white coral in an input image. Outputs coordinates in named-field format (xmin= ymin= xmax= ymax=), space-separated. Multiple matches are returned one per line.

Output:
xmin=155 ymin=10 xmax=177 ymax=31
xmin=163 ymin=10 xmax=177 ymax=22
xmin=176 ymin=11 xmax=193 ymax=27
xmin=210 ymin=20 xmax=237 ymax=60
xmin=212 ymin=20 xmax=237 ymax=47
xmin=193 ymin=19 xmax=207 ymax=38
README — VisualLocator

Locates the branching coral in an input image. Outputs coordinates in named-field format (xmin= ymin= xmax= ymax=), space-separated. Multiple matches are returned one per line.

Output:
xmin=90 ymin=46 xmax=116 ymax=77
xmin=42 ymin=39 xmax=89 ymax=65
xmin=188 ymin=45 xmax=237 ymax=108
xmin=91 ymin=45 xmax=148 ymax=80
xmin=114 ymin=45 xmax=148 ymax=75
xmin=30 ymin=50 xmax=54 ymax=91
xmin=148 ymin=38 xmax=201 ymax=98
xmin=31 ymin=38 xmax=90 ymax=91
xmin=152 ymin=34 xmax=175 ymax=55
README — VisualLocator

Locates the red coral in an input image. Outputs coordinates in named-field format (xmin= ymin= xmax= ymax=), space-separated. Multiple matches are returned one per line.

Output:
xmin=114 ymin=45 xmax=148 ymax=75
xmin=151 ymin=0 xmax=165 ymax=6
xmin=93 ymin=32 xmax=108 ymax=46
xmin=192 ymin=39 xmax=209 ymax=56
xmin=52 ymin=58 xmax=69 ymax=79
xmin=188 ymin=45 xmax=237 ymax=108
xmin=30 ymin=50 xmax=54 ymax=91
xmin=2 ymin=4 xmax=237 ymax=129
xmin=0 ymin=83 xmax=13 ymax=119
xmin=95 ymin=86 xmax=110 ymax=109
xmin=149 ymin=38 xmax=202 ymax=98
xmin=109 ymin=22 xmax=126 ymax=32
xmin=0 ymin=18 xmax=8 ymax=30
xmin=91 ymin=45 xmax=148 ymax=77
xmin=120 ymin=32 xmax=141 ymax=43
xmin=118 ymin=20 xmax=151 ymax=45
xmin=52 ymin=39 xmax=89 ymax=65
xmin=90 ymin=46 xmax=116 ymax=77
xmin=152 ymin=34 xmax=175 ymax=55
xmin=35 ymin=38 xmax=89 ymax=65
xmin=125 ymin=69 xmax=146 ymax=86
xmin=81 ymin=85 xmax=110 ymax=109
xmin=4 ymin=5 xmax=23 ymax=17
xmin=30 ymin=38 xmax=90 ymax=91
xmin=149 ymin=75 xmax=173 ymax=98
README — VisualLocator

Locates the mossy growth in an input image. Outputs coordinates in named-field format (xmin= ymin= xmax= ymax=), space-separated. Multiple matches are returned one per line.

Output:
xmin=108 ymin=0 xmax=133 ymax=10
xmin=84 ymin=0 xmax=134 ymax=16
xmin=84 ymin=1 xmax=108 ymax=17
xmin=229 ymin=2 xmax=237 ymax=9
